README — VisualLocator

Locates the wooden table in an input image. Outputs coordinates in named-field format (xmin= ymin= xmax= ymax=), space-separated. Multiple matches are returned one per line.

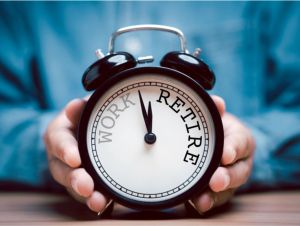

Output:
xmin=0 ymin=191 xmax=299 ymax=226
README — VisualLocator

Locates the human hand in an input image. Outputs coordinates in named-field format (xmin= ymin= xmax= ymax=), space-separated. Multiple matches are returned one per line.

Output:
xmin=44 ymin=96 xmax=254 ymax=214
xmin=44 ymin=99 xmax=110 ymax=213
xmin=189 ymin=96 xmax=255 ymax=214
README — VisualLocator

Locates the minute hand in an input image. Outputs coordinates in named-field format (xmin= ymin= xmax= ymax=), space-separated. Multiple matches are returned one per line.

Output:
xmin=138 ymin=90 xmax=152 ymax=133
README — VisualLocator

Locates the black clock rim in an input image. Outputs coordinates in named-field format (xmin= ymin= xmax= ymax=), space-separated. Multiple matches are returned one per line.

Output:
xmin=77 ymin=66 xmax=224 ymax=210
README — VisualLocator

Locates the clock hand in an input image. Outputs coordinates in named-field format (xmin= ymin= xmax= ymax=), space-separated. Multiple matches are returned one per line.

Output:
xmin=138 ymin=90 xmax=156 ymax=144
xmin=147 ymin=101 xmax=153 ymax=133
xmin=138 ymin=90 xmax=151 ymax=133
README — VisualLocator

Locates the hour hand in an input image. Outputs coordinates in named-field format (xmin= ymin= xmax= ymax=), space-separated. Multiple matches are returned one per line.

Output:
xmin=138 ymin=90 xmax=156 ymax=144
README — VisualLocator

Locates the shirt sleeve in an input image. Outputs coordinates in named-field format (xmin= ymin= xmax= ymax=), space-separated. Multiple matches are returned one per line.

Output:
xmin=240 ymin=2 xmax=300 ymax=191
xmin=0 ymin=3 xmax=56 ymax=188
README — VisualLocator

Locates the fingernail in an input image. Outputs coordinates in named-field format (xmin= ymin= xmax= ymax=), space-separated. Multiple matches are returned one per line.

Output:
xmin=71 ymin=178 xmax=80 ymax=194
xmin=223 ymin=173 xmax=230 ymax=190
xmin=229 ymin=148 xmax=236 ymax=163
xmin=190 ymin=193 xmax=214 ymax=214
xmin=208 ymin=198 xmax=214 ymax=210
xmin=188 ymin=200 xmax=204 ymax=216
xmin=98 ymin=199 xmax=113 ymax=216
xmin=87 ymin=198 xmax=93 ymax=210
xmin=67 ymin=148 xmax=81 ymax=168
xmin=200 ymin=194 xmax=214 ymax=212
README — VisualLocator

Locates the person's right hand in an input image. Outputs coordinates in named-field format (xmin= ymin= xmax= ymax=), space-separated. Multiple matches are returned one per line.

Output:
xmin=44 ymin=99 xmax=110 ymax=213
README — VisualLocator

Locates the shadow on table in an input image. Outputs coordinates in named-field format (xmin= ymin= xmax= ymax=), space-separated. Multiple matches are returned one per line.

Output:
xmin=49 ymin=196 xmax=233 ymax=221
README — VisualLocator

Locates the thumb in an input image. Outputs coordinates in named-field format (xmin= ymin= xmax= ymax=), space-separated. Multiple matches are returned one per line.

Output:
xmin=65 ymin=98 xmax=87 ymax=128
xmin=211 ymin=95 xmax=226 ymax=116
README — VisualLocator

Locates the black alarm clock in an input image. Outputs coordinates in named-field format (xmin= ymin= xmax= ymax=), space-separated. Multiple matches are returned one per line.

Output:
xmin=78 ymin=25 xmax=223 ymax=210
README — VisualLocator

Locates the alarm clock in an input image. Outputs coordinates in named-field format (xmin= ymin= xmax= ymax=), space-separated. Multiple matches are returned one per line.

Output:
xmin=78 ymin=25 xmax=223 ymax=210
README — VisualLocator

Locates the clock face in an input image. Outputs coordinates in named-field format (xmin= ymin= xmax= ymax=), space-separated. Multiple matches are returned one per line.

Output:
xmin=79 ymin=67 xmax=223 ymax=209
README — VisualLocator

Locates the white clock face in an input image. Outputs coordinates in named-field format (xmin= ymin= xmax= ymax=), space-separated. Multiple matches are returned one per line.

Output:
xmin=86 ymin=73 xmax=216 ymax=203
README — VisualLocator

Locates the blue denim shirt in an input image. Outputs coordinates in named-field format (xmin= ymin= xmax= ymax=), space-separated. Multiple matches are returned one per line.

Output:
xmin=0 ymin=2 xmax=299 ymax=191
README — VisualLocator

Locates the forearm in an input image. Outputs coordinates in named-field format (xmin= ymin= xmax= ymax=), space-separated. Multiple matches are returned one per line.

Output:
xmin=240 ymin=108 xmax=300 ymax=191
xmin=0 ymin=105 xmax=57 ymax=188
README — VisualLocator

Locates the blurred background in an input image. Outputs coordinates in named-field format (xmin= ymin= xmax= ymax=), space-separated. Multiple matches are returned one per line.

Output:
xmin=0 ymin=1 xmax=300 ymax=193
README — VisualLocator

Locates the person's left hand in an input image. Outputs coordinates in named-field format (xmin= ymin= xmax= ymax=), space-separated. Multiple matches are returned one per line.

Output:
xmin=189 ymin=96 xmax=255 ymax=214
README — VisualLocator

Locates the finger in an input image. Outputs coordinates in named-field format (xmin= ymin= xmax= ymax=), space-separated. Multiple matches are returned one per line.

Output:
xmin=190 ymin=189 xmax=235 ymax=213
xmin=222 ymin=125 xmax=253 ymax=165
xmin=70 ymin=168 xmax=94 ymax=198
xmin=65 ymin=98 xmax=86 ymax=129
xmin=86 ymin=191 xmax=110 ymax=213
xmin=190 ymin=192 xmax=213 ymax=213
xmin=47 ymin=127 xmax=81 ymax=168
xmin=211 ymin=95 xmax=226 ymax=116
xmin=209 ymin=158 xmax=252 ymax=192
xmin=67 ymin=187 xmax=87 ymax=204
xmin=211 ymin=189 xmax=235 ymax=209
xmin=67 ymin=182 xmax=111 ymax=215
xmin=48 ymin=158 xmax=94 ymax=197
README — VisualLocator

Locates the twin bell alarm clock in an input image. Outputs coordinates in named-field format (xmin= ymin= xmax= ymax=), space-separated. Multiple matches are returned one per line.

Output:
xmin=78 ymin=25 xmax=224 ymax=210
